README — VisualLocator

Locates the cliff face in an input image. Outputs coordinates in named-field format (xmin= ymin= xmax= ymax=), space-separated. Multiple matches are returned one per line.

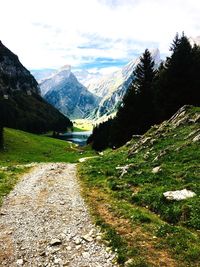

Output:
xmin=0 ymin=41 xmax=39 ymax=96
xmin=40 ymin=66 xmax=99 ymax=119
xmin=0 ymin=41 xmax=72 ymax=133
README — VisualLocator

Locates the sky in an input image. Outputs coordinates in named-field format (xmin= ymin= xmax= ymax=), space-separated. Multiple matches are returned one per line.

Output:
xmin=0 ymin=0 xmax=200 ymax=73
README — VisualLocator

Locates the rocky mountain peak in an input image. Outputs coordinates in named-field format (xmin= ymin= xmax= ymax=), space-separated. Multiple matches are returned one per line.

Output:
xmin=40 ymin=65 xmax=99 ymax=119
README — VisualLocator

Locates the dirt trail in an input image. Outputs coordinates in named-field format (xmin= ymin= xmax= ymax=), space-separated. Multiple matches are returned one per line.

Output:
xmin=0 ymin=163 xmax=117 ymax=267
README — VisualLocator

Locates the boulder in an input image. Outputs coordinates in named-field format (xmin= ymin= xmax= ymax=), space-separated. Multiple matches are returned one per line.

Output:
xmin=193 ymin=134 xmax=200 ymax=143
xmin=163 ymin=189 xmax=196 ymax=201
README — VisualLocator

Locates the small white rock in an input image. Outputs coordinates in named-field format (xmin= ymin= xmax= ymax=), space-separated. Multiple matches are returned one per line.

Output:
xmin=74 ymin=237 xmax=81 ymax=245
xmin=82 ymin=234 xmax=93 ymax=242
xmin=193 ymin=134 xmax=200 ymax=142
xmin=16 ymin=259 xmax=23 ymax=265
xmin=82 ymin=252 xmax=90 ymax=258
xmin=49 ymin=238 xmax=62 ymax=246
xmin=152 ymin=166 xmax=162 ymax=174
xmin=96 ymin=235 xmax=102 ymax=241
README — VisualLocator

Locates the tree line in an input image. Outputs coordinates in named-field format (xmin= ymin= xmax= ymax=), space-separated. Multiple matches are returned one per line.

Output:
xmin=88 ymin=33 xmax=200 ymax=150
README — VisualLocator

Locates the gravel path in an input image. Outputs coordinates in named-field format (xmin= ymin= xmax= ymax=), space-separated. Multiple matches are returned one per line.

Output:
xmin=0 ymin=163 xmax=117 ymax=267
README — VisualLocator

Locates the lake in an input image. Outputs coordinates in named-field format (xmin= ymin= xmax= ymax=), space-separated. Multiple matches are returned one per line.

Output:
xmin=57 ymin=131 xmax=92 ymax=146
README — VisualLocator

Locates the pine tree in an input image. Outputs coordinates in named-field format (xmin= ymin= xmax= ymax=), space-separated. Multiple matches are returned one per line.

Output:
xmin=108 ymin=49 xmax=157 ymax=147
xmin=155 ymin=33 xmax=199 ymax=121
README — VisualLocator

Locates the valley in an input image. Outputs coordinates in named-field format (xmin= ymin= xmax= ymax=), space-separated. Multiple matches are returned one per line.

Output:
xmin=0 ymin=30 xmax=199 ymax=267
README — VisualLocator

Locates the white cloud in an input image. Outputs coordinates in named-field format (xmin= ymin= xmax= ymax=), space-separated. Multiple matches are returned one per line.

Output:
xmin=88 ymin=66 xmax=121 ymax=75
xmin=0 ymin=0 xmax=200 ymax=69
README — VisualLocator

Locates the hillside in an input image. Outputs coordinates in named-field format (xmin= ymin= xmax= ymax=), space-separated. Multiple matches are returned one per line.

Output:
xmin=0 ymin=41 xmax=72 ymax=133
xmin=0 ymin=128 xmax=95 ymax=166
xmin=79 ymin=105 xmax=200 ymax=266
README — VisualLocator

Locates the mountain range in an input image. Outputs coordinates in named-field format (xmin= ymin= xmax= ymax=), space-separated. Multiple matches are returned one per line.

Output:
xmin=34 ymin=49 xmax=161 ymax=121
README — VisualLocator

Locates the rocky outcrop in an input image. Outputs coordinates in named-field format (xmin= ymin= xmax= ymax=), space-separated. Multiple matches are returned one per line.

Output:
xmin=128 ymin=105 xmax=200 ymax=157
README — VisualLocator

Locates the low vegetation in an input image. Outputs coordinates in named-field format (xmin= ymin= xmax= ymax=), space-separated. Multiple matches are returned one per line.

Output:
xmin=79 ymin=106 xmax=200 ymax=266
xmin=73 ymin=119 xmax=93 ymax=131
xmin=0 ymin=127 xmax=95 ymax=205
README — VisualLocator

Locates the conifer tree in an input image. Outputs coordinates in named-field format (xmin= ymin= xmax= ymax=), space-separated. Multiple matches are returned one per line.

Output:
xmin=111 ymin=49 xmax=156 ymax=147
xmin=155 ymin=33 xmax=199 ymax=121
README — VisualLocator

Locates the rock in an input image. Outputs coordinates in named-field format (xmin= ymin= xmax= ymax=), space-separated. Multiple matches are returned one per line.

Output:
xmin=74 ymin=237 xmax=81 ymax=245
xmin=96 ymin=235 xmax=102 ymax=241
xmin=82 ymin=252 xmax=90 ymax=258
xmin=125 ymin=141 xmax=132 ymax=147
xmin=16 ymin=259 xmax=24 ymax=265
xmin=82 ymin=234 xmax=93 ymax=242
xmin=152 ymin=166 xmax=162 ymax=174
xmin=106 ymin=247 xmax=112 ymax=252
xmin=49 ymin=238 xmax=62 ymax=246
xmin=66 ymin=246 xmax=72 ymax=251
xmin=163 ymin=189 xmax=196 ymax=201
xmin=193 ymin=134 xmax=200 ymax=142
xmin=39 ymin=250 xmax=46 ymax=256
xmin=54 ymin=258 xmax=62 ymax=264
xmin=116 ymin=164 xmax=135 ymax=178
xmin=124 ymin=258 xmax=134 ymax=266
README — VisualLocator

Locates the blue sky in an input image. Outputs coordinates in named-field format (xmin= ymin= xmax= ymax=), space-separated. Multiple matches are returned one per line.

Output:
xmin=0 ymin=0 xmax=200 ymax=74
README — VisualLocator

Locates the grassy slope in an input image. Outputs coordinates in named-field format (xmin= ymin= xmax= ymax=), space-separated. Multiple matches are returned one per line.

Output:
xmin=79 ymin=106 xmax=200 ymax=266
xmin=0 ymin=127 xmax=95 ymax=204
xmin=73 ymin=119 xmax=93 ymax=131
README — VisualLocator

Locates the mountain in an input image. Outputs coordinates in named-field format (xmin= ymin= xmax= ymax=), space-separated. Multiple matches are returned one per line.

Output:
xmin=87 ymin=49 xmax=161 ymax=120
xmin=40 ymin=65 xmax=99 ymax=119
xmin=0 ymin=41 xmax=72 ymax=133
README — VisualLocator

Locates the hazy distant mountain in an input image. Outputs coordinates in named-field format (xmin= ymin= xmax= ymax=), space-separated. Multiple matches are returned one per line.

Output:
xmin=0 ymin=41 xmax=72 ymax=133
xmin=87 ymin=49 xmax=161 ymax=119
xmin=31 ymin=68 xmax=56 ymax=83
xmin=40 ymin=65 xmax=99 ymax=119
xmin=73 ymin=69 xmax=101 ymax=86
